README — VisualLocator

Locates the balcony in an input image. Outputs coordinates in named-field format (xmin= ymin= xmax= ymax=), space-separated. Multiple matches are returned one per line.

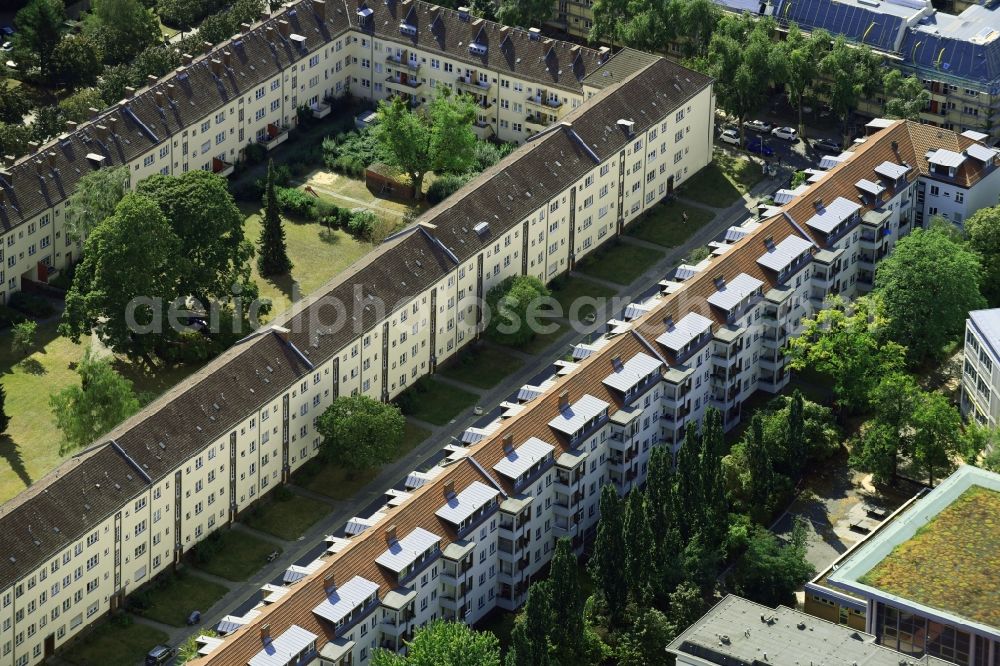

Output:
xmin=211 ymin=157 xmax=234 ymax=177
xmin=526 ymin=94 xmax=563 ymax=111
xmin=472 ymin=120 xmax=493 ymax=140
xmin=310 ymin=102 xmax=332 ymax=119
xmin=385 ymin=74 xmax=422 ymax=91
xmin=456 ymin=74 xmax=491 ymax=92
xmin=262 ymin=123 xmax=289 ymax=150
xmin=525 ymin=113 xmax=547 ymax=130
xmin=385 ymin=53 xmax=420 ymax=72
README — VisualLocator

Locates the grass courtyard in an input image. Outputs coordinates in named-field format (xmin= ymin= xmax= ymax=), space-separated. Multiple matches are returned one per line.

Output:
xmin=681 ymin=153 xmax=764 ymax=208
xmin=438 ymin=345 xmax=524 ymax=389
xmin=576 ymin=241 xmax=664 ymax=286
xmin=192 ymin=529 xmax=281 ymax=582
xmin=138 ymin=572 xmax=229 ymax=627
xmin=859 ymin=485 xmax=1000 ymax=626
xmin=244 ymin=492 xmax=332 ymax=541
xmin=295 ymin=421 xmax=430 ymax=500
xmin=63 ymin=616 xmax=168 ymax=666
xmin=627 ymin=200 xmax=716 ymax=248
xmin=396 ymin=377 xmax=480 ymax=426
xmin=549 ymin=275 xmax=618 ymax=323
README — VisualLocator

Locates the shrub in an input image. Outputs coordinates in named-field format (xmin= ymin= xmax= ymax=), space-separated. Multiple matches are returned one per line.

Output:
xmin=427 ymin=173 xmax=471 ymax=204
xmin=275 ymin=187 xmax=316 ymax=218
xmin=347 ymin=210 xmax=379 ymax=240
xmin=322 ymin=128 xmax=381 ymax=174
xmin=469 ymin=140 xmax=516 ymax=173
xmin=9 ymin=293 xmax=55 ymax=319
xmin=243 ymin=142 xmax=267 ymax=166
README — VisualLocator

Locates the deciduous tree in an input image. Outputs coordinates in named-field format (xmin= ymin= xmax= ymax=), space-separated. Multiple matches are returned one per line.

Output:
xmin=787 ymin=295 xmax=905 ymax=412
xmin=11 ymin=320 xmax=36 ymax=358
xmin=883 ymin=70 xmax=931 ymax=121
xmin=49 ymin=35 xmax=102 ymax=89
xmin=820 ymin=36 xmax=882 ymax=145
xmin=0 ymin=383 xmax=9 ymax=437
xmin=372 ymin=89 xmax=477 ymax=199
xmin=506 ymin=581 xmax=554 ymax=666
xmin=851 ymin=372 xmax=921 ymax=485
xmin=0 ymin=85 xmax=30 ymax=125
xmin=875 ymin=226 xmax=986 ymax=364
xmin=775 ymin=25 xmax=830 ymax=137
xmin=965 ymin=205 xmax=1000 ymax=307
xmin=60 ymin=194 xmax=183 ymax=360
xmin=590 ymin=484 xmax=627 ymax=626
xmin=64 ymin=166 xmax=129 ymax=243
xmin=731 ymin=519 xmax=815 ymax=607
xmin=316 ymin=395 xmax=405 ymax=471
xmin=911 ymin=391 xmax=970 ymax=486
xmin=12 ymin=0 xmax=64 ymax=78
xmin=484 ymin=275 xmax=551 ymax=347
xmin=495 ymin=0 xmax=553 ymax=28
xmin=548 ymin=538 xmax=586 ymax=664
xmin=373 ymin=620 xmax=500 ymax=666
xmin=623 ymin=489 xmax=653 ymax=605
xmin=50 ymin=349 xmax=141 ymax=454
xmin=86 ymin=0 xmax=161 ymax=65
xmin=58 ymin=88 xmax=106 ymax=124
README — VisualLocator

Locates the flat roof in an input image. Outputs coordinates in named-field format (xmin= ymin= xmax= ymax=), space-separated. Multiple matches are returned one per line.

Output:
xmin=493 ymin=437 xmax=554 ymax=479
xmin=375 ymin=527 xmax=441 ymax=572
xmin=757 ymin=235 xmax=814 ymax=273
xmin=656 ymin=312 xmax=713 ymax=351
xmin=828 ymin=466 xmax=1000 ymax=636
xmin=435 ymin=481 xmax=499 ymax=524
xmin=970 ymin=308 xmax=1000 ymax=362
xmin=667 ymin=595 xmax=952 ymax=666
xmin=249 ymin=625 xmax=317 ymax=666
xmin=602 ymin=352 xmax=663 ymax=393
xmin=707 ymin=273 xmax=763 ymax=311
xmin=547 ymin=394 xmax=609 ymax=435
xmin=806 ymin=196 xmax=862 ymax=234
xmin=311 ymin=576 xmax=380 ymax=625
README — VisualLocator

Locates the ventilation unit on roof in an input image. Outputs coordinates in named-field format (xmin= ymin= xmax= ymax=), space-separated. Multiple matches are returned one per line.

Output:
xmin=473 ymin=221 xmax=489 ymax=235
xmin=458 ymin=5 xmax=470 ymax=20
xmin=290 ymin=34 xmax=307 ymax=48
xmin=469 ymin=42 xmax=487 ymax=56
xmin=617 ymin=118 xmax=635 ymax=136
xmin=528 ymin=27 xmax=541 ymax=40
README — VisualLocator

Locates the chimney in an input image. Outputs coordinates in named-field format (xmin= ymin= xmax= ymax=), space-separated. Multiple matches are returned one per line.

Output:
xmin=528 ymin=27 xmax=541 ymax=40
xmin=502 ymin=434 xmax=514 ymax=455
xmin=222 ymin=51 xmax=232 ymax=68
xmin=64 ymin=121 xmax=78 ymax=132
xmin=33 ymin=160 xmax=44 ymax=175
xmin=260 ymin=8 xmax=271 ymax=20
xmin=813 ymin=198 xmax=824 ymax=211
xmin=323 ymin=572 xmax=335 ymax=590
xmin=611 ymin=354 xmax=622 ymax=370
xmin=27 ymin=141 xmax=39 ymax=152
xmin=155 ymin=90 xmax=165 ymax=106
xmin=277 ymin=20 xmax=290 ymax=37
xmin=266 ymin=25 xmax=275 ymax=40
xmin=385 ymin=524 xmax=397 ymax=544
xmin=124 ymin=86 xmax=136 ymax=99
xmin=46 ymin=151 xmax=56 ymax=168
xmin=88 ymin=107 xmax=100 ymax=120
xmin=147 ymin=74 xmax=158 ymax=86
xmin=240 ymin=22 xmax=252 ymax=31
xmin=260 ymin=624 xmax=270 ymax=643
xmin=458 ymin=5 xmax=469 ymax=20
xmin=202 ymin=41 xmax=214 ymax=52
xmin=558 ymin=390 xmax=569 ymax=410
xmin=0 ymin=190 xmax=6 ymax=205
xmin=95 ymin=125 xmax=109 ymax=141
xmin=597 ymin=46 xmax=610 ymax=63
xmin=109 ymin=116 xmax=119 ymax=134
xmin=272 ymin=325 xmax=290 ymax=343
xmin=210 ymin=58 xmax=222 ymax=75
xmin=181 ymin=53 xmax=193 ymax=65
xmin=314 ymin=0 xmax=326 ymax=19
xmin=166 ymin=84 xmax=176 ymax=101
xmin=443 ymin=480 xmax=455 ymax=497
xmin=3 ymin=155 xmax=13 ymax=168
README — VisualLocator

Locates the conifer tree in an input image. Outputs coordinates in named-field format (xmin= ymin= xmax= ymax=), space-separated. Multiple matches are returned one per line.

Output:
xmin=623 ymin=490 xmax=653 ymax=605
xmin=786 ymin=390 xmax=806 ymax=479
xmin=548 ymin=538 xmax=585 ymax=664
xmin=506 ymin=580 xmax=554 ymax=666
xmin=746 ymin=414 xmax=775 ymax=522
xmin=590 ymin=485 xmax=628 ymax=626
xmin=257 ymin=160 xmax=292 ymax=277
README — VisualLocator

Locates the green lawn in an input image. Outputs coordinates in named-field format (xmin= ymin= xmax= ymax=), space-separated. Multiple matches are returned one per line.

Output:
xmin=627 ymin=200 xmax=716 ymax=247
xmin=63 ymin=615 xmax=168 ymax=666
xmin=549 ymin=276 xmax=618 ymax=322
xmin=576 ymin=242 xmax=664 ymax=286
xmin=397 ymin=377 xmax=479 ymax=426
xmin=139 ymin=573 xmax=228 ymax=627
xmin=681 ymin=154 xmax=763 ymax=208
xmin=193 ymin=529 xmax=280 ymax=582
xmin=519 ymin=320 xmax=569 ymax=355
xmin=243 ymin=205 xmax=372 ymax=319
xmin=244 ymin=493 xmax=332 ymax=541
xmin=438 ymin=345 xmax=523 ymax=389
xmin=295 ymin=422 xmax=430 ymax=500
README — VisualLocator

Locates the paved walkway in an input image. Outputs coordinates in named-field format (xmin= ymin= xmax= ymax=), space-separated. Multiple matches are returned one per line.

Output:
xmin=147 ymin=170 xmax=782 ymax=661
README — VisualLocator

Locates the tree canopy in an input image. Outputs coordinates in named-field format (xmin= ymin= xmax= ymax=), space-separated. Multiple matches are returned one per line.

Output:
xmin=775 ymin=25 xmax=830 ymax=137
xmin=875 ymin=225 xmax=986 ymax=364
xmin=731 ymin=519 xmax=815 ymax=608
xmin=495 ymin=0 xmax=553 ymax=28
xmin=786 ymin=295 xmax=906 ymax=412
xmin=257 ymin=161 xmax=293 ymax=277
xmin=965 ymin=204 xmax=1000 ymax=307
xmin=316 ymin=395 xmax=405 ymax=471
xmin=372 ymin=90 xmax=477 ymax=199
xmin=819 ymin=36 xmax=882 ymax=143
xmin=49 ymin=35 xmax=103 ymax=89
xmin=50 ymin=349 xmax=141 ymax=454
xmin=13 ymin=0 xmax=64 ymax=78
xmin=64 ymin=166 xmax=129 ymax=243
xmin=883 ymin=70 xmax=931 ymax=121
xmin=373 ymin=620 xmax=500 ymax=666
xmin=85 ymin=0 xmax=161 ymax=65
xmin=484 ymin=275 xmax=551 ymax=347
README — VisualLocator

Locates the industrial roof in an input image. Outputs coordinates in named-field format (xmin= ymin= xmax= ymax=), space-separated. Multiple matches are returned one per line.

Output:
xmin=493 ymin=437 xmax=555 ymax=479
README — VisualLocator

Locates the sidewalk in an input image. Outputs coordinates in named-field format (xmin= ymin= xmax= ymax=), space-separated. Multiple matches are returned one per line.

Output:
xmin=154 ymin=170 xmax=781 ymax=658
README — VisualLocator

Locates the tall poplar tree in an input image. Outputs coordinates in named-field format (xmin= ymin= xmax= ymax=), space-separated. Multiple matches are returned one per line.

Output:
xmin=547 ymin=538 xmax=585 ymax=664
xmin=590 ymin=484 xmax=627 ymax=626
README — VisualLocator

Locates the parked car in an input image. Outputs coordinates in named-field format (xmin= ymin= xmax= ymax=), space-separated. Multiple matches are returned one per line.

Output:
xmin=745 ymin=136 xmax=774 ymax=157
xmin=771 ymin=126 xmax=798 ymax=141
xmin=146 ymin=645 xmax=175 ymax=666
xmin=745 ymin=119 xmax=773 ymax=133
xmin=812 ymin=138 xmax=841 ymax=154
xmin=0 ymin=43 xmax=11 ymax=53
xmin=187 ymin=610 xmax=202 ymax=626
xmin=1 ymin=26 xmax=14 ymax=37
xmin=719 ymin=128 xmax=740 ymax=146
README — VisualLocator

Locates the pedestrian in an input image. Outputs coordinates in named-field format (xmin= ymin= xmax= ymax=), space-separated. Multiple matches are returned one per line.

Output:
xmin=682 ymin=210 xmax=689 ymax=223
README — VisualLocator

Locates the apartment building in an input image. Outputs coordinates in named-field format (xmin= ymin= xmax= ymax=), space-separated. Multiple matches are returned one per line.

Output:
xmin=159 ymin=121 xmax=999 ymax=666
xmin=0 ymin=0 xmax=634 ymax=305
xmin=668 ymin=595 xmax=954 ymax=666
xmin=961 ymin=309 xmax=1000 ymax=428
xmin=806 ymin=465 xmax=1000 ymax=666
xmin=551 ymin=0 xmax=1000 ymax=142
xmin=0 ymin=26 xmax=715 ymax=664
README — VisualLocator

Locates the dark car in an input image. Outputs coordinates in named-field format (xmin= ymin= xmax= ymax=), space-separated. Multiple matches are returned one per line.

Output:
xmin=146 ymin=644 xmax=175 ymax=665
xmin=1 ymin=26 xmax=14 ymax=37
xmin=745 ymin=136 xmax=774 ymax=157
xmin=812 ymin=138 xmax=841 ymax=154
